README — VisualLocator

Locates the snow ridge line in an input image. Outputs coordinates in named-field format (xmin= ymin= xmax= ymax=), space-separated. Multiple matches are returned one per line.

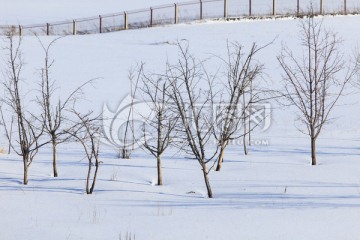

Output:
xmin=0 ymin=0 xmax=359 ymax=36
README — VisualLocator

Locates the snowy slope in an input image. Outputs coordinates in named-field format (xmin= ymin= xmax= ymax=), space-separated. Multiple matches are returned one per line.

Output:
xmin=0 ymin=9 xmax=360 ymax=240
xmin=1 ymin=0 xmax=359 ymax=25
xmin=0 ymin=0 xmax=191 ymax=25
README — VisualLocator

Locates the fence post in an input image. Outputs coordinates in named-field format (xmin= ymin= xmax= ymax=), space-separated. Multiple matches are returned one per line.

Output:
xmin=344 ymin=0 xmax=347 ymax=14
xmin=124 ymin=12 xmax=128 ymax=30
xmin=46 ymin=23 xmax=50 ymax=36
xmin=72 ymin=20 xmax=76 ymax=35
xmin=150 ymin=8 xmax=153 ymax=27
xmin=19 ymin=25 xmax=22 ymax=36
xmin=249 ymin=0 xmax=252 ymax=16
xmin=200 ymin=0 xmax=203 ymax=20
xmin=175 ymin=4 xmax=178 ymax=24
xmin=320 ymin=0 xmax=324 ymax=14
xmin=99 ymin=15 xmax=102 ymax=33
xmin=297 ymin=0 xmax=300 ymax=16
xmin=224 ymin=0 xmax=228 ymax=18
xmin=273 ymin=0 xmax=276 ymax=16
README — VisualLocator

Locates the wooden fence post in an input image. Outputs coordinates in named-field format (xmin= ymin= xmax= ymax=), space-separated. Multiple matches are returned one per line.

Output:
xmin=224 ymin=0 xmax=228 ymax=18
xmin=124 ymin=12 xmax=128 ymax=30
xmin=99 ymin=15 xmax=102 ymax=33
xmin=273 ymin=0 xmax=276 ymax=16
xmin=320 ymin=0 xmax=324 ymax=14
xmin=175 ymin=4 xmax=178 ymax=24
xmin=249 ymin=0 xmax=252 ymax=16
xmin=297 ymin=0 xmax=300 ymax=16
xmin=150 ymin=8 xmax=153 ymax=27
xmin=200 ymin=0 xmax=203 ymax=20
xmin=46 ymin=23 xmax=50 ymax=36
xmin=19 ymin=25 xmax=22 ymax=36
xmin=72 ymin=20 xmax=76 ymax=35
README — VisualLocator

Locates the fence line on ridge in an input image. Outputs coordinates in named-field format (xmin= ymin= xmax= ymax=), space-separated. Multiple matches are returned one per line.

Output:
xmin=0 ymin=0 xmax=359 ymax=36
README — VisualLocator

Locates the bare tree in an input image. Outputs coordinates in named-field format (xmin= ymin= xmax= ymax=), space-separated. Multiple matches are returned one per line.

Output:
xmin=102 ymin=66 xmax=144 ymax=159
xmin=215 ymin=42 xmax=266 ymax=171
xmin=67 ymin=109 xmax=102 ymax=194
xmin=166 ymin=42 xmax=218 ymax=198
xmin=2 ymin=31 xmax=47 ymax=184
xmin=119 ymin=65 xmax=143 ymax=159
xmin=36 ymin=37 xmax=95 ymax=177
xmin=139 ymin=74 xmax=177 ymax=186
xmin=277 ymin=17 xmax=359 ymax=165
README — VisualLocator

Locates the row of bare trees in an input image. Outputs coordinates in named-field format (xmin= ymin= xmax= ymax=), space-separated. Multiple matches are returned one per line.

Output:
xmin=0 ymin=31 xmax=101 ymax=194
xmin=119 ymin=16 xmax=359 ymax=198
xmin=1 ymin=15 xmax=358 ymax=198
xmin=131 ymin=41 xmax=269 ymax=198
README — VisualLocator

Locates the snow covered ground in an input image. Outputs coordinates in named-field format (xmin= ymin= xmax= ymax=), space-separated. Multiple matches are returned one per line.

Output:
xmin=1 ymin=1 xmax=360 ymax=239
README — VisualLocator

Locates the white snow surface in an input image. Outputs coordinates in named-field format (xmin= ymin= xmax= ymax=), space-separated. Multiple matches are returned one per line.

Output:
xmin=1 ymin=1 xmax=360 ymax=239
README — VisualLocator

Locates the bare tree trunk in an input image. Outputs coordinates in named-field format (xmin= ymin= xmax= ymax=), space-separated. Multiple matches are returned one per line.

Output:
xmin=216 ymin=142 xmax=227 ymax=171
xmin=52 ymin=139 xmax=58 ymax=177
xmin=86 ymin=161 xmax=92 ymax=194
xmin=243 ymin=93 xmax=248 ymax=155
xmin=248 ymin=80 xmax=253 ymax=146
xmin=157 ymin=110 xmax=163 ymax=186
xmin=23 ymin=155 xmax=29 ymax=185
xmin=157 ymin=154 xmax=163 ymax=186
xmin=201 ymin=162 xmax=213 ymax=198
xmin=90 ymin=160 xmax=99 ymax=194
xmin=311 ymin=136 xmax=316 ymax=166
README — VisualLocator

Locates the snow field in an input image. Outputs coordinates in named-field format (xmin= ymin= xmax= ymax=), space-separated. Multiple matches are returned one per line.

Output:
xmin=0 ymin=2 xmax=360 ymax=239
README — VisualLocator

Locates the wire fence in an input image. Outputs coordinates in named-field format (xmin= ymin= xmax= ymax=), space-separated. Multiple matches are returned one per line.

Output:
xmin=1 ymin=0 xmax=359 ymax=36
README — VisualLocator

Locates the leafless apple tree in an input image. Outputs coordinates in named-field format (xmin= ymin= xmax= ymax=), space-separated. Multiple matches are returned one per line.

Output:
xmin=1 ymin=31 xmax=47 ymax=184
xmin=165 ymin=42 xmax=218 ymax=198
xmin=278 ymin=17 xmax=359 ymax=165
xmin=118 ymin=65 xmax=143 ymax=159
xmin=139 ymin=73 xmax=178 ymax=186
xmin=36 ymin=37 xmax=96 ymax=177
xmin=67 ymin=109 xmax=102 ymax=194
xmin=215 ymin=41 xmax=267 ymax=171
